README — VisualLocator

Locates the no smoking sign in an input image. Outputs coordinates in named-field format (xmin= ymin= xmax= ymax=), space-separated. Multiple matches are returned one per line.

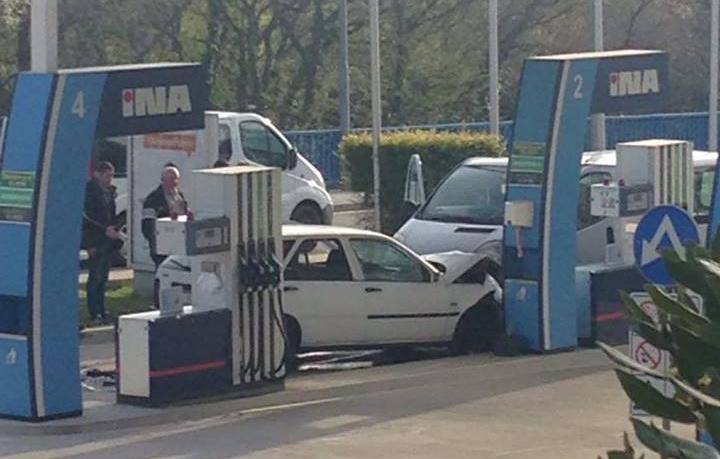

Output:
xmin=628 ymin=291 xmax=703 ymax=417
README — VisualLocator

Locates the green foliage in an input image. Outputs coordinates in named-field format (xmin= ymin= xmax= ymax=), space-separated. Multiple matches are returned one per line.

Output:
xmin=614 ymin=368 xmax=696 ymax=423
xmin=339 ymin=130 xmax=504 ymax=232
xmin=600 ymin=432 xmax=644 ymax=459
xmin=601 ymin=233 xmax=720 ymax=457
xmin=631 ymin=418 xmax=720 ymax=459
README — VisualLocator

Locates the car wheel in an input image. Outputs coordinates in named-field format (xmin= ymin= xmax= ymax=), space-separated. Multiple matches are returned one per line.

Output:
xmin=291 ymin=202 xmax=323 ymax=225
xmin=450 ymin=298 xmax=501 ymax=355
xmin=283 ymin=315 xmax=301 ymax=372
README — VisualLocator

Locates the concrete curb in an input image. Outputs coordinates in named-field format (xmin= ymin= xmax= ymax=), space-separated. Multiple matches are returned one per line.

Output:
xmin=80 ymin=325 xmax=115 ymax=346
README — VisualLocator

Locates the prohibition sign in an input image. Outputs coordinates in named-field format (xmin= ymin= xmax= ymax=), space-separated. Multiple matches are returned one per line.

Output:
xmin=635 ymin=341 xmax=662 ymax=369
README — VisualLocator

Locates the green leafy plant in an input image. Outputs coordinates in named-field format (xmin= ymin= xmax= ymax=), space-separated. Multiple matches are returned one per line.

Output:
xmin=600 ymin=241 xmax=720 ymax=458
xmin=339 ymin=130 xmax=504 ymax=232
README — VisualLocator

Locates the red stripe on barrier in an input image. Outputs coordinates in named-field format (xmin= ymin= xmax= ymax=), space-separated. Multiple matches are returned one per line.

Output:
xmin=593 ymin=311 xmax=625 ymax=323
xmin=149 ymin=360 xmax=226 ymax=378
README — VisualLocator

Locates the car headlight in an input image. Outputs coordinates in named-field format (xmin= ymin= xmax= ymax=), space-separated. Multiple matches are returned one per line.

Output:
xmin=474 ymin=240 xmax=502 ymax=264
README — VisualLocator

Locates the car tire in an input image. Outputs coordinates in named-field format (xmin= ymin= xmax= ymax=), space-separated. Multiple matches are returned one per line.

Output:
xmin=283 ymin=315 xmax=301 ymax=372
xmin=291 ymin=202 xmax=323 ymax=225
xmin=450 ymin=298 xmax=501 ymax=355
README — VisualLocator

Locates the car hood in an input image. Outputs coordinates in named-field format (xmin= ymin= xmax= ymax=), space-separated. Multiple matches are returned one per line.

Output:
xmin=421 ymin=251 xmax=485 ymax=283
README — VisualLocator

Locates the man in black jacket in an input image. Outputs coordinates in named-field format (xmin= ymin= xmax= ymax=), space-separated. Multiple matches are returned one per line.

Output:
xmin=83 ymin=161 xmax=122 ymax=324
xmin=142 ymin=165 xmax=189 ymax=268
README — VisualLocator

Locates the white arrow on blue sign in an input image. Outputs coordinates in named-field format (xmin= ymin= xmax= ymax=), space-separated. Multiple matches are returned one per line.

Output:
xmin=633 ymin=205 xmax=700 ymax=286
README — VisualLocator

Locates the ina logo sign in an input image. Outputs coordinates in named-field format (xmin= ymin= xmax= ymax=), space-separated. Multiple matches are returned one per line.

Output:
xmin=609 ymin=69 xmax=660 ymax=97
xmin=122 ymin=85 xmax=192 ymax=118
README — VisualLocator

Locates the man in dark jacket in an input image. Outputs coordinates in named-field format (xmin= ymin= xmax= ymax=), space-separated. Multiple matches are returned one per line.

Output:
xmin=83 ymin=161 xmax=122 ymax=324
xmin=142 ymin=165 xmax=189 ymax=268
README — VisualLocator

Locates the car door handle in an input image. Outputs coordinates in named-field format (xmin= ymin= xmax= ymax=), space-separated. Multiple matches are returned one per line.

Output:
xmin=284 ymin=286 xmax=299 ymax=292
xmin=365 ymin=287 xmax=382 ymax=293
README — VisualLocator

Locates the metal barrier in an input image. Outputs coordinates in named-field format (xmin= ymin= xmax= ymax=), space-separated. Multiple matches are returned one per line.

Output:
xmin=286 ymin=112 xmax=715 ymax=189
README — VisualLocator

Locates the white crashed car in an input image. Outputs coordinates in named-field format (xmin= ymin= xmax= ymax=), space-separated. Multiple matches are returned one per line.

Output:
xmin=156 ymin=225 xmax=503 ymax=360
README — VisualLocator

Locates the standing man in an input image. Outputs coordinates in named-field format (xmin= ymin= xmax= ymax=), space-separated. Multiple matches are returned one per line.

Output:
xmin=142 ymin=165 xmax=190 ymax=269
xmin=83 ymin=161 xmax=122 ymax=324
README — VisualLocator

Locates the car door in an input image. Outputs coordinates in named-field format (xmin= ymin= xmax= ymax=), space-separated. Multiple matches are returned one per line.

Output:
xmin=347 ymin=237 xmax=452 ymax=344
xmin=282 ymin=237 xmax=368 ymax=347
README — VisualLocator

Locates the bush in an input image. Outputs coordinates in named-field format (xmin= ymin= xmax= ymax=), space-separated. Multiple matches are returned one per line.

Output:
xmin=340 ymin=130 xmax=505 ymax=233
xmin=599 ymin=239 xmax=720 ymax=458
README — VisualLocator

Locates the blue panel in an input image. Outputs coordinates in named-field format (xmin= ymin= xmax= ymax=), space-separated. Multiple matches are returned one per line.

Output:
xmin=96 ymin=64 xmax=207 ymax=137
xmin=513 ymin=60 xmax=561 ymax=143
xmin=0 ymin=337 xmax=31 ymax=417
xmin=0 ymin=74 xmax=54 ymax=300
xmin=503 ymin=60 xmax=561 ymax=352
xmin=544 ymin=59 xmax=598 ymax=350
xmin=2 ymin=73 xmax=54 ymax=172
xmin=591 ymin=53 xmax=669 ymax=114
xmin=38 ymin=73 xmax=106 ymax=415
xmin=504 ymin=280 xmax=540 ymax=351
xmin=0 ymin=224 xmax=30 ymax=296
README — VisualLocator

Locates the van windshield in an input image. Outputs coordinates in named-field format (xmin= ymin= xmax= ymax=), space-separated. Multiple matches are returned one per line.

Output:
xmin=417 ymin=165 xmax=505 ymax=225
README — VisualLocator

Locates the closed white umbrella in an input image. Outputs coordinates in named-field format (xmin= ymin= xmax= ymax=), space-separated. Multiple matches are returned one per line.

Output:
xmin=403 ymin=154 xmax=426 ymax=207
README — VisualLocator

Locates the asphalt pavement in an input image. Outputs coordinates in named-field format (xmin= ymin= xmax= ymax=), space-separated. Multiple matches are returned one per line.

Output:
xmin=0 ymin=344 xmax=682 ymax=459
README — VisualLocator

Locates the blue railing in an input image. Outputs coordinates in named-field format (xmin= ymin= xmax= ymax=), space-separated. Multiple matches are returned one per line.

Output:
xmin=287 ymin=112 xmax=716 ymax=189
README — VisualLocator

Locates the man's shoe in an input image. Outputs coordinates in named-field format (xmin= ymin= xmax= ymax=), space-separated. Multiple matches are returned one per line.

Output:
xmin=101 ymin=314 xmax=115 ymax=325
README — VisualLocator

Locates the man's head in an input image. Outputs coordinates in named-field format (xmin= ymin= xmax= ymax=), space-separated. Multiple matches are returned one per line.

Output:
xmin=161 ymin=165 xmax=181 ymax=192
xmin=93 ymin=161 xmax=115 ymax=189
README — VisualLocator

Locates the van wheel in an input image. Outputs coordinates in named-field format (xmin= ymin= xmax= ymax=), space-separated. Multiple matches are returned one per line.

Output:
xmin=450 ymin=298 xmax=500 ymax=355
xmin=283 ymin=315 xmax=301 ymax=372
xmin=291 ymin=202 xmax=323 ymax=225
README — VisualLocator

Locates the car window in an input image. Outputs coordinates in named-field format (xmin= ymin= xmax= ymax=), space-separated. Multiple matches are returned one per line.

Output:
xmin=418 ymin=165 xmax=505 ymax=224
xmin=282 ymin=240 xmax=295 ymax=259
xmin=350 ymin=239 xmax=427 ymax=282
xmin=695 ymin=168 xmax=715 ymax=217
xmin=218 ymin=124 xmax=232 ymax=162
xmin=239 ymin=121 xmax=287 ymax=169
xmin=577 ymin=172 xmax=612 ymax=230
xmin=285 ymin=238 xmax=351 ymax=281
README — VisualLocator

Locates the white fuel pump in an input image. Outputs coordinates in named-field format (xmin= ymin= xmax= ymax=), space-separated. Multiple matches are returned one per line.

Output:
xmin=590 ymin=139 xmax=694 ymax=261
xmin=117 ymin=164 xmax=286 ymax=405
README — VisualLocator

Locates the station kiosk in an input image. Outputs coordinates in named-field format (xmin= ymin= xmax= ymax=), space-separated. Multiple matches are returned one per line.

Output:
xmin=117 ymin=165 xmax=287 ymax=405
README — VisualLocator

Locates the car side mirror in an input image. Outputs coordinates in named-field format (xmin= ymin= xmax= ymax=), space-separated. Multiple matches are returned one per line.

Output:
xmin=287 ymin=147 xmax=298 ymax=170
xmin=430 ymin=270 xmax=442 ymax=283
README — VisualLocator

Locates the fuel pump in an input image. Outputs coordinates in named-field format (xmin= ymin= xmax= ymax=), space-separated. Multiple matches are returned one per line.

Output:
xmin=575 ymin=139 xmax=693 ymax=344
xmin=117 ymin=165 xmax=286 ymax=406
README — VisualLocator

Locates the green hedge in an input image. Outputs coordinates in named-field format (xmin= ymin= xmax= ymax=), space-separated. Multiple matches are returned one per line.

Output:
xmin=340 ymin=130 xmax=505 ymax=233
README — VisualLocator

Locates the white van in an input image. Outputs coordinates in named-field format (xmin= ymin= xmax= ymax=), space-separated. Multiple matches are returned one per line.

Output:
xmin=394 ymin=150 xmax=718 ymax=269
xmin=128 ymin=111 xmax=333 ymax=272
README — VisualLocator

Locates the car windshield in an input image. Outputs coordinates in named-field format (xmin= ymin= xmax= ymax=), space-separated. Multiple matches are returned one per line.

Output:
xmin=418 ymin=165 xmax=505 ymax=225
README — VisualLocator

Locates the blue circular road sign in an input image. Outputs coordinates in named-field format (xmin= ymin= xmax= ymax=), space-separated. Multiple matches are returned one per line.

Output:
xmin=633 ymin=205 xmax=700 ymax=286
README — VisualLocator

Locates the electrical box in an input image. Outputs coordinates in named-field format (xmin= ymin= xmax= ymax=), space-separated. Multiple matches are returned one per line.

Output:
xmin=590 ymin=183 xmax=620 ymax=217
xmin=155 ymin=217 xmax=190 ymax=256
xmin=591 ymin=183 xmax=653 ymax=218
xmin=504 ymin=201 xmax=534 ymax=227
xmin=156 ymin=216 xmax=231 ymax=257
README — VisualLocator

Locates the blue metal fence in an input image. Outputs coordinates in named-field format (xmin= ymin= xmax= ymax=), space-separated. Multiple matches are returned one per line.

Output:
xmin=287 ymin=112 xmax=715 ymax=189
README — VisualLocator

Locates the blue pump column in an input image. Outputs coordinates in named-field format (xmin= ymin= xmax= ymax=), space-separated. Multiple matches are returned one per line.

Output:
xmin=0 ymin=64 xmax=207 ymax=421
xmin=503 ymin=50 xmax=669 ymax=352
